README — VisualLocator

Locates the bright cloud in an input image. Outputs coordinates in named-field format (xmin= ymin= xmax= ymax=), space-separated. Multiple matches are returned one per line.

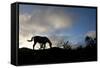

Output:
xmin=19 ymin=10 xmax=74 ymax=36
xmin=86 ymin=31 xmax=96 ymax=39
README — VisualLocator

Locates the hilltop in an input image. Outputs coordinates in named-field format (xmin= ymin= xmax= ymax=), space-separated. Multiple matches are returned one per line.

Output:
xmin=18 ymin=47 xmax=97 ymax=65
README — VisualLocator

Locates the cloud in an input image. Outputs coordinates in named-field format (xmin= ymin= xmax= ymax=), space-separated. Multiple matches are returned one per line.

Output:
xmin=19 ymin=5 xmax=77 ymax=48
xmin=19 ymin=6 xmax=76 ymax=36
xmin=86 ymin=31 xmax=96 ymax=39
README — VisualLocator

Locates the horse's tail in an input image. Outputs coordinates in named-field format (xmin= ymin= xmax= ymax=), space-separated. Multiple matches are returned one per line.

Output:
xmin=27 ymin=37 xmax=34 ymax=42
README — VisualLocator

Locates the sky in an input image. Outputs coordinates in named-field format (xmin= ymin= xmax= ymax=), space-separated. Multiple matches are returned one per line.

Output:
xmin=19 ymin=4 xmax=96 ymax=49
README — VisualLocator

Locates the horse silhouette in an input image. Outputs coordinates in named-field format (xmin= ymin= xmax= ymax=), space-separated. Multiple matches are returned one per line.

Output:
xmin=27 ymin=36 xmax=52 ymax=50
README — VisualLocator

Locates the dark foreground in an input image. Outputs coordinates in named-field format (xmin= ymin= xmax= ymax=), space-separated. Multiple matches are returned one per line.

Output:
xmin=18 ymin=46 xmax=97 ymax=65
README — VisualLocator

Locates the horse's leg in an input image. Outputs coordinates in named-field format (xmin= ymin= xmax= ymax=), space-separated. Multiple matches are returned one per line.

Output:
xmin=48 ymin=40 xmax=52 ymax=48
xmin=43 ymin=44 xmax=46 ymax=49
xmin=33 ymin=42 xmax=36 ymax=50
xmin=40 ymin=44 xmax=43 ymax=50
xmin=49 ymin=43 xmax=52 ymax=48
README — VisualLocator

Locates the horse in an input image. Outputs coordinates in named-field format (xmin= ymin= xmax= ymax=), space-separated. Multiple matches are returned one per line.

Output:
xmin=27 ymin=36 xmax=52 ymax=50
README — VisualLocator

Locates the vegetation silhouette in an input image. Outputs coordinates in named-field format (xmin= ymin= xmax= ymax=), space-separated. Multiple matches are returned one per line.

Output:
xmin=85 ymin=36 xmax=96 ymax=48
xmin=27 ymin=36 xmax=52 ymax=50
xmin=62 ymin=41 xmax=71 ymax=50
xmin=18 ymin=36 xmax=97 ymax=65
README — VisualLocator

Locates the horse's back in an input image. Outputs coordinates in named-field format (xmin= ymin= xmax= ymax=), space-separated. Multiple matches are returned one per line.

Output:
xmin=34 ymin=36 xmax=49 ymax=43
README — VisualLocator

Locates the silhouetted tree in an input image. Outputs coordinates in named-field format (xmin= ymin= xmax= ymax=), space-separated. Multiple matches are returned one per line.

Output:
xmin=85 ymin=36 xmax=91 ymax=45
xmin=85 ymin=36 xmax=96 ymax=48
xmin=93 ymin=38 xmax=96 ymax=45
